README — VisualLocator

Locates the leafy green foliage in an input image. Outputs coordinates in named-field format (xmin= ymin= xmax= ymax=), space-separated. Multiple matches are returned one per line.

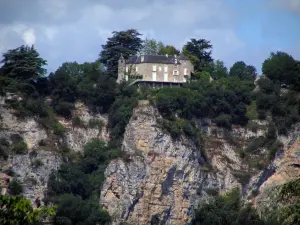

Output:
xmin=0 ymin=195 xmax=55 ymax=225
xmin=263 ymin=179 xmax=300 ymax=225
xmin=108 ymin=82 xmax=140 ymax=147
xmin=11 ymin=140 xmax=28 ymax=154
xmin=0 ymin=137 xmax=10 ymax=160
xmin=88 ymin=118 xmax=104 ymax=130
xmin=182 ymin=38 xmax=213 ymax=72
xmin=229 ymin=61 xmax=257 ymax=81
xmin=262 ymin=51 xmax=300 ymax=91
xmin=53 ymin=194 xmax=110 ymax=225
xmin=192 ymin=188 xmax=275 ymax=225
xmin=0 ymin=45 xmax=47 ymax=82
xmin=158 ymin=44 xmax=180 ymax=56
xmin=99 ymin=29 xmax=143 ymax=78
xmin=47 ymin=140 xmax=121 ymax=224
xmin=8 ymin=179 xmax=24 ymax=195
xmin=154 ymin=76 xmax=253 ymax=128
xmin=140 ymin=38 xmax=180 ymax=56
xmin=256 ymin=53 xmax=300 ymax=134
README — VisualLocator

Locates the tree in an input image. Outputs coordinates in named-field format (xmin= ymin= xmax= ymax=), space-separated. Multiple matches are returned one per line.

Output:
xmin=140 ymin=38 xmax=164 ymax=55
xmin=158 ymin=45 xmax=180 ymax=56
xmin=210 ymin=60 xmax=229 ymax=80
xmin=262 ymin=51 xmax=300 ymax=91
xmin=229 ymin=61 xmax=257 ymax=81
xmin=182 ymin=38 xmax=213 ymax=72
xmin=0 ymin=45 xmax=47 ymax=81
xmin=0 ymin=195 xmax=55 ymax=225
xmin=99 ymin=29 xmax=143 ymax=78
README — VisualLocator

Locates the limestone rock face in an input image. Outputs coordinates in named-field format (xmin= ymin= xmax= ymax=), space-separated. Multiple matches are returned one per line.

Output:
xmin=6 ymin=150 xmax=61 ymax=204
xmin=59 ymin=102 xmax=109 ymax=152
xmin=0 ymin=96 xmax=47 ymax=150
xmin=100 ymin=103 xmax=260 ymax=225
xmin=0 ymin=96 xmax=107 ymax=205
xmin=0 ymin=95 xmax=61 ymax=204
xmin=254 ymin=124 xmax=300 ymax=212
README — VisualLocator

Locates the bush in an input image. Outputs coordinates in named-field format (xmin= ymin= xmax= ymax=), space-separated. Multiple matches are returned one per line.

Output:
xmin=88 ymin=118 xmax=104 ymax=130
xmin=54 ymin=101 xmax=74 ymax=118
xmin=72 ymin=116 xmax=85 ymax=127
xmin=0 ymin=138 xmax=10 ymax=160
xmin=11 ymin=141 xmax=28 ymax=154
xmin=53 ymin=122 xmax=65 ymax=136
xmin=31 ymin=159 xmax=44 ymax=168
xmin=215 ymin=114 xmax=232 ymax=129
xmin=245 ymin=137 xmax=265 ymax=153
xmin=8 ymin=179 xmax=24 ymax=195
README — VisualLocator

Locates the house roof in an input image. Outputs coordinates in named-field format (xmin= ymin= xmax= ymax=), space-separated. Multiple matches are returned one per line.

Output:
xmin=125 ymin=54 xmax=189 ymax=64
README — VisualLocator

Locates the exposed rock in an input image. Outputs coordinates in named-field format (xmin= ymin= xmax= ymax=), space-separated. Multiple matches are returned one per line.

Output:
xmin=0 ymin=96 xmax=106 ymax=206
xmin=100 ymin=102 xmax=261 ymax=225
xmin=254 ymin=124 xmax=300 ymax=212
xmin=5 ymin=150 xmax=61 ymax=205
xmin=59 ymin=102 xmax=109 ymax=152
xmin=0 ymin=96 xmax=47 ymax=150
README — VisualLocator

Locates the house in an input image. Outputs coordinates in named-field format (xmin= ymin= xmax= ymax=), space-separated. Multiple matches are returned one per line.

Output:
xmin=117 ymin=54 xmax=194 ymax=87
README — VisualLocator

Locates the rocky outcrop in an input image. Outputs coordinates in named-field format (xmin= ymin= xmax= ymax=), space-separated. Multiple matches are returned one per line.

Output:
xmin=0 ymin=96 xmax=108 ymax=205
xmin=100 ymin=101 xmax=265 ymax=225
xmin=59 ymin=102 xmax=109 ymax=152
xmin=0 ymin=95 xmax=61 ymax=204
xmin=3 ymin=150 xmax=61 ymax=204
xmin=0 ymin=95 xmax=47 ymax=150
xmin=254 ymin=124 xmax=300 ymax=212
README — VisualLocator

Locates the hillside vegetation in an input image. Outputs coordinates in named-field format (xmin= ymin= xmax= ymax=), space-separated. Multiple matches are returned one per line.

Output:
xmin=0 ymin=29 xmax=300 ymax=224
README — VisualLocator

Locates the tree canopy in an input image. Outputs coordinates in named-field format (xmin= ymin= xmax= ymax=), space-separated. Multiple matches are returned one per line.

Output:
xmin=99 ymin=29 xmax=143 ymax=78
xmin=182 ymin=38 xmax=213 ymax=72
xmin=0 ymin=195 xmax=55 ymax=225
xmin=140 ymin=38 xmax=180 ymax=56
xmin=0 ymin=45 xmax=47 ymax=81
xmin=262 ymin=51 xmax=300 ymax=91
xmin=229 ymin=61 xmax=257 ymax=81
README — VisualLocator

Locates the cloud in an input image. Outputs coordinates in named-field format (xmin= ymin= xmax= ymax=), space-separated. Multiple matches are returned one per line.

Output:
xmin=22 ymin=28 xmax=36 ymax=45
xmin=270 ymin=0 xmax=300 ymax=13
xmin=44 ymin=27 xmax=59 ymax=41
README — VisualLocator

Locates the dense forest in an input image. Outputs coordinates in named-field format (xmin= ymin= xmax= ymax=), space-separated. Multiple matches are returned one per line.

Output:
xmin=0 ymin=29 xmax=300 ymax=225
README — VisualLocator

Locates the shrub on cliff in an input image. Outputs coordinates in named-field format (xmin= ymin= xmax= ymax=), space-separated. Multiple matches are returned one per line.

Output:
xmin=8 ymin=179 xmax=24 ymax=195
xmin=11 ymin=140 xmax=28 ymax=154
xmin=46 ymin=140 xmax=121 ymax=224
xmin=192 ymin=188 xmax=276 ymax=225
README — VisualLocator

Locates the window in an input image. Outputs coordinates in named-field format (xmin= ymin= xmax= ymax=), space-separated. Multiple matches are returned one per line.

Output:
xmin=159 ymin=66 xmax=162 ymax=72
xmin=152 ymin=65 xmax=156 ymax=71
xmin=184 ymin=68 xmax=188 ymax=75
xmin=136 ymin=66 xmax=138 ymax=72
xmin=164 ymin=73 xmax=168 ymax=81
xmin=164 ymin=65 xmax=168 ymax=72
xmin=173 ymin=70 xmax=179 ymax=75
xmin=152 ymin=72 xmax=157 ymax=81
xmin=126 ymin=66 xmax=128 ymax=73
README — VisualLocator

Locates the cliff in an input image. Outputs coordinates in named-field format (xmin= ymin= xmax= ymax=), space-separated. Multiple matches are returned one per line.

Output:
xmin=0 ymin=94 xmax=109 ymax=204
xmin=1 ymin=94 xmax=299 ymax=224
xmin=100 ymin=101 xmax=268 ymax=224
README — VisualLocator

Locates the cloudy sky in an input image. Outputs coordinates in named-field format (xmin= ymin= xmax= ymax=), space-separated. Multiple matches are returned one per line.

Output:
xmin=0 ymin=0 xmax=300 ymax=73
